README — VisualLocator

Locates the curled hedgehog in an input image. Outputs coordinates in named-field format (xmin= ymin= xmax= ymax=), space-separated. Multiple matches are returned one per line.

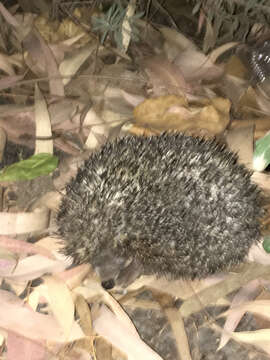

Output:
xmin=57 ymin=133 xmax=264 ymax=285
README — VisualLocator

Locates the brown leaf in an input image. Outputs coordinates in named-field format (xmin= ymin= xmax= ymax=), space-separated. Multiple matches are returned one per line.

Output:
xmin=142 ymin=57 xmax=192 ymax=96
xmin=133 ymin=95 xmax=230 ymax=134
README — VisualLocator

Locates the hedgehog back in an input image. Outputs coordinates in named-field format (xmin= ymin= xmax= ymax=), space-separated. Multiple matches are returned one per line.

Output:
xmin=57 ymin=133 xmax=263 ymax=279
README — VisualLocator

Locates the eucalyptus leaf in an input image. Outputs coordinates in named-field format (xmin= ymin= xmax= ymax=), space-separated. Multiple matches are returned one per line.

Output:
xmin=263 ymin=236 xmax=270 ymax=253
xmin=187 ymin=0 xmax=270 ymax=49
xmin=253 ymin=132 xmax=270 ymax=172
xmin=92 ymin=2 xmax=143 ymax=49
xmin=0 ymin=153 xmax=58 ymax=182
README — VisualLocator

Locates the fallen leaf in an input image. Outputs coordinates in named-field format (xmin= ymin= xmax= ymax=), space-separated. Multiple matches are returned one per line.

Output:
xmin=34 ymin=85 xmax=53 ymax=155
xmin=6 ymin=332 xmax=47 ymax=360
xmin=218 ymin=279 xmax=263 ymax=349
xmin=0 ymin=235 xmax=54 ymax=259
xmin=0 ymin=208 xmax=50 ymax=235
xmin=0 ymin=153 xmax=58 ymax=181
xmin=4 ymin=254 xmax=67 ymax=281
xmin=59 ymin=45 xmax=95 ymax=86
xmin=44 ymin=275 xmax=75 ymax=340
xmin=232 ymin=328 xmax=270 ymax=355
xmin=93 ymin=305 xmax=164 ymax=360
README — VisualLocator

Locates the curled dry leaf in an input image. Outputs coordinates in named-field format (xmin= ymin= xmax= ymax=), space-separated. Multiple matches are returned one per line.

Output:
xmin=0 ymin=207 xmax=50 ymax=235
xmin=133 ymin=95 xmax=187 ymax=129
xmin=133 ymin=95 xmax=230 ymax=134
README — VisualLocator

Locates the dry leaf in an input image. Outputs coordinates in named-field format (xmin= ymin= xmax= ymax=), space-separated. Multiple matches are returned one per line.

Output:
xmin=0 ymin=235 xmax=54 ymax=259
xmin=225 ymin=126 xmax=254 ymax=169
xmin=34 ymin=84 xmax=53 ymax=155
xmin=0 ymin=208 xmax=50 ymax=235
xmin=218 ymin=279 xmax=263 ymax=349
xmin=93 ymin=305 xmax=164 ymax=360
xmin=248 ymin=242 xmax=270 ymax=265
xmin=180 ymin=264 xmax=270 ymax=318
xmin=59 ymin=45 xmax=95 ymax=86
xmin=232 ymin=329 xmax=270 ymax=355
xmin=84 ymin=108 xmax=110 ymax=150
xmin=142 ymin=57 xmax=191 ymax=96
xmin=121 ymin=0 xmax=136 ymax=52
xmin=0 ymin=127 xmax=6 ymax=162
xmin=4 ymin=254 xmax=67 ymax=281
xmin=44 ymin=275 xmax=75 ymax=340
xmin=57 ymin=264 xmax=91 ymax=290
xmin=224 ymin=55 xmax=248 ymax=79
xmin=0 ymin=289 xmax=75 ymax=342
xmin=0 ymin=74 xmax=25 ymax=91
xmin=6 ymin=332 xmax=47 ymax=360
xmin=33 ymin=28 xmax=64 ymax=97
xmin=133 ymin=95 xmax=230 ymax=134
xmin=153 ymin=291 xmax=192 ymax=360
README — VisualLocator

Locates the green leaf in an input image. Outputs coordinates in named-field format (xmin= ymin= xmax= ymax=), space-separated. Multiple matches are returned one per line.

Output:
xmin=0 ymin=153 xmax=58 ymax=182
xmin=253 ymin=132 xmax=270 ymax=171
xmin=91 ymin=2 xmax=143 ymax=49
xmin=263 ymin=236 xmax=270 ymax=253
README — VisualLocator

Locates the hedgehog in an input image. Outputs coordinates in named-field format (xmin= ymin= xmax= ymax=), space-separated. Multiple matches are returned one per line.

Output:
xmin=56 ymin=133 xmax=264 ymax=285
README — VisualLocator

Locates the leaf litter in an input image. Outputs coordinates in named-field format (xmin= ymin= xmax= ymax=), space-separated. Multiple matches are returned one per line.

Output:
xmin=0 ymin=1 xmax=270 ymax=360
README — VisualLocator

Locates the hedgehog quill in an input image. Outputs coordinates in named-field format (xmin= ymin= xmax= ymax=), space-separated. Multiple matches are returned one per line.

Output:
xmin=57 ymin=133 xmax=264 ymax=284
